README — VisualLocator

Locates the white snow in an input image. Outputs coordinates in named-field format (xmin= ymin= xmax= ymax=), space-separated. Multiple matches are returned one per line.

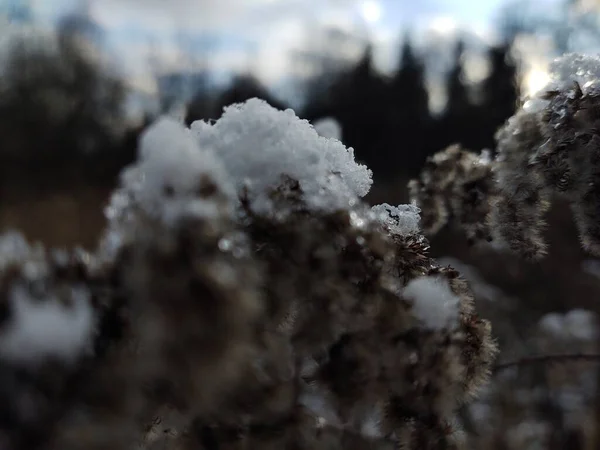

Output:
xmin=105 ymin=116 xmax=235 ymax=228
xmin=0 ymin=231 xmax=34 ymax=271
xmin=107 ymin=99 xmax=374 ymax=226
xmin=549 ymin=53 xmax=600 ymax=88
xmin=371 ymin=203 xmax=421 ymax=236
xmin=403 ymin=276 xmax=460 ymax=330
xmin=191 ymin=98 xmax=372 ymax=214
xmin=525 ymin=54 xmax=600 ymax=102
xmin=0 ymin=284 xmax=95 ymax=366
xmin=313 ymin=117 xmax=342 ymax=141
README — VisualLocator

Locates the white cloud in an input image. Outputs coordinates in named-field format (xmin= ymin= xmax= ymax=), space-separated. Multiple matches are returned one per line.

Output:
xmin=0 ymin=284 xmax=95 ymax=366
xmin=21 ymin=0 xmax=522 ymax=93
xmin=87 ymin=0 xmax=375 ymax=85
xmin=90 ymin=0 xmax=360 ymax=33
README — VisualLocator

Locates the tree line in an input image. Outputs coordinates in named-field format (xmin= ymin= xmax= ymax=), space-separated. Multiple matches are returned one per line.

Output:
xmin=186 ymin=38 xmax=520 ymax=182
xmin=0 ymin=28 xmax=520 ymax=192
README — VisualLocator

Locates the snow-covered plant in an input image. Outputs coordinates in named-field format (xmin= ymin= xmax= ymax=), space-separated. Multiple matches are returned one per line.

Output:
xmin=0 ymin=98 xmax=496 ymax=449
xmin=410 ymin=54 xmax=600 ymax=260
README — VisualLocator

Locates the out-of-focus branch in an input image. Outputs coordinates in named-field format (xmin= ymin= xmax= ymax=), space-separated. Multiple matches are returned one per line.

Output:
xmin=494 ymin=353 xmax=600 ymax=373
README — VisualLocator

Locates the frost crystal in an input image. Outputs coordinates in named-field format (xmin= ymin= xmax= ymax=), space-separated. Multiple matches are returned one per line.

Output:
xmin=549 ymin=53 xmax=600 ymax=89
xmin=191 ymin=98 xmax=372 ymax=214
xmin=403 ymin=276 xmax=460 ymax=330
xmin=371 ymin=203 xmax=420 ymax=236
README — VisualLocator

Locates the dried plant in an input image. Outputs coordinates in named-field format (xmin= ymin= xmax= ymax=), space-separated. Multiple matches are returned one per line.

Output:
xmin=410 ymin=54 xmax=600 ymax=261
xmin=0 ymin=99 xmax=496 ymax=450
xmin=408 ymin=53 xmax=600 ymax=450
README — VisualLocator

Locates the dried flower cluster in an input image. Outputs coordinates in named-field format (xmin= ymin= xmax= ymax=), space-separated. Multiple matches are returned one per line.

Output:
xmin=410 ymin=54 xmax=600 ymax=260
xmin=408 ymin=144 xmax=495 ymax=245
xmin=0 ymin=99 xmax=496 ymax=449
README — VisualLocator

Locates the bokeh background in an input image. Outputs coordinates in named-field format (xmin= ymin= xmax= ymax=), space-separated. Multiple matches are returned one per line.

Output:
xmin=5 ymin=0 xmax=600 ymax=446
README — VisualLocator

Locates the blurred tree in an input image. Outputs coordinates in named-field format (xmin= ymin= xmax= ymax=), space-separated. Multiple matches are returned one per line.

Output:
xmin=212 ymin=74 xmax=288 ymax=118
xmin=325 ymin=45 xmax=391 ymax=180
xmin=436 ymin=39 xmax=474 ymax=151
xmin=300 ymin=71 xmax=338 ymax=121
xmin=388 ymin=34 xmax=431 ymax=173
xmin=392 ymin=35 xmax=429 ymax=122
xmin=157 ymin=70 xmax=212 ymax=121
xmin=435 ymin=40 xmax=518 ymax=154
xmin=445 ymin=40 xmax=470 ymax=119
xmin=164 ymin=29 xmax=213 ymax=117
xmin=296 ymin=26 xmax=366 ymax=121
xmin=480 ymin=44 xmax=520 ymax=151
xmin=184 ymin=76 xmax=216 ymax=125
xmin=0 ymin=23 xmax=130 ymax=189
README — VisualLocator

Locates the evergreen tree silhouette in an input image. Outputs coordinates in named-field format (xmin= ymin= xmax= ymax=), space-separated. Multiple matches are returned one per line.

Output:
xmin=389 ymin=34 xmax=431 ymax=173
xmin=480 ymin=44 xmax=519 ymax=151
xmin=0 ymin=23 xmax=128 ymax=188
xmin=327 ymin=45 xmax=391 ymax=180
xmin=183 ymin=74 xmax=216 ymax=125
xmin=392 ymin=35 xmax=429 ymax=122
xmin=445 ymin=40 xmax=470 ymax=118
xmin=214 ymin=74 xmax=288 ymax=118
xmin=437 ymin=39 xmax=478 ymax=151
xmin=300 ymin=71 xmax=337 ymax=122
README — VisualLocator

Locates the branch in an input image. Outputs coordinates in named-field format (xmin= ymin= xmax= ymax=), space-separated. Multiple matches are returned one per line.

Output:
xmin=494 ymin=353 xmax=600 ymax=373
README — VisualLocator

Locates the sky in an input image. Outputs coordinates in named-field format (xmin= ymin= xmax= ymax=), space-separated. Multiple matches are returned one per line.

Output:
xmin=0 ymin=0 xmax=568 ymax=102
xmin=4 ymin=1 xmax=512 ymax=71
xmin=92 ymin=0 xmax=510 ymax=77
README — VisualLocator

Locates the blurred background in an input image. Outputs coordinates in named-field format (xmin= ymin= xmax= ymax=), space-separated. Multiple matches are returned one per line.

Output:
xmin=4 ymin=1 xmax=600 ymax=446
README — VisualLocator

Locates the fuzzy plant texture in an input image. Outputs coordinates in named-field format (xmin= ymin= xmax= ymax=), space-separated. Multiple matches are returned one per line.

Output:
xmin=0 ymin=98 xmax=497 ymax=450
xmin=410 ymin=53 xmax=600 ymax=261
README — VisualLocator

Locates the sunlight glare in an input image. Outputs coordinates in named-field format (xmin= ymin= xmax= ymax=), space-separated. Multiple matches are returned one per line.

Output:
xmin=525 ymin=68 xmax=551 ymax=96
xmin=429 ymin=16 xmax=458 ymax=35
xmin=360 ymin=0 xmax=382 ymax=25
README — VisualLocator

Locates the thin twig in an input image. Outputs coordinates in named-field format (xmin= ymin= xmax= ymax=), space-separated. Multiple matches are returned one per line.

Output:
xmin=494 ymin=353 xmax=600 ymax=373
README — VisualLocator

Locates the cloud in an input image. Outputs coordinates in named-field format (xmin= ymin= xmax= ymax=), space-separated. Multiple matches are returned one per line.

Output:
xmin=90 ymin=0 xmax=360 ymax=33
xmin=86 ymin=0 xmax=374 ymax=84
xmin=91 ymin=0 xmax=261 ymax=30
xmin=21 ymin=0 xmax=518 ymax=95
